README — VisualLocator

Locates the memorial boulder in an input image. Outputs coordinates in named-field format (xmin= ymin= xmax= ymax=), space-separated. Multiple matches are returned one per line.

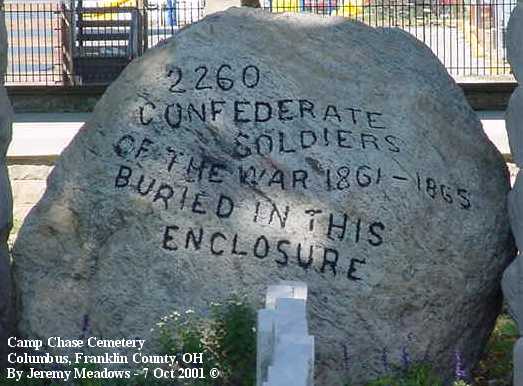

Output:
xmin=13 ymin=8 xmax=513 ymax=384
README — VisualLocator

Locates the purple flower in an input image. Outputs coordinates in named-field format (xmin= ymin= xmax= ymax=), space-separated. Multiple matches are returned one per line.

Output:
xmin=80 ymin=314 xmax=90 ymax=339
xmin=382 ymin=347 xmax=390 ymax=372
xmin=401 ymin=346 xmax=411 ymax=370
xmin=454 ymin=349 xmax=467 ymax=380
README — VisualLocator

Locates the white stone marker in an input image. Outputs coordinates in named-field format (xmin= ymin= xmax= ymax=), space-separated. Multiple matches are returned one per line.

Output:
xmin=503 ymin=2 xmax=523 ymax=386
xmin=257 ymin=281 xmax=314 ymax=386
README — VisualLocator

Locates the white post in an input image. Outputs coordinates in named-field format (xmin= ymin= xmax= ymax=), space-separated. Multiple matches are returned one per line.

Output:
xmin=256 ymin=281 xmax=314 ymax=386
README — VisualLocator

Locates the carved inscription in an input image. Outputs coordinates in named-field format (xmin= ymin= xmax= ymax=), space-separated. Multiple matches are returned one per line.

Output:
xmin=111 ymin=63 xmax=474 ymax=282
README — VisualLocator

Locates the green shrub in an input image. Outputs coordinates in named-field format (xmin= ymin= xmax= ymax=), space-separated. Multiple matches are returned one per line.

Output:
xmin=208 ymin=299 xmax=256 ymax=385
xmin=154 ymin=295 xmax=256 ymax=386
xmin=473 ymin=313 xmax=518 ymax=385
xmin=452 ymin=380 xmax=471 ymax=386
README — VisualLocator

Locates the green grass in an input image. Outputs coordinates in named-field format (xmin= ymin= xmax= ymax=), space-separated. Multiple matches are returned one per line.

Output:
xmin=472 ymin=313 xmax=518 ymax=385
xmin=357 ymin=363 xmax=445 ymax=386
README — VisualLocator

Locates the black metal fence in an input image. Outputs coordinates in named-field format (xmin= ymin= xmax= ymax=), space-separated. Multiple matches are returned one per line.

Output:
xmin=4 ymin=0 xmax=517 ymax=86
xmin=6 ymin=2 xmax=64 ymax=84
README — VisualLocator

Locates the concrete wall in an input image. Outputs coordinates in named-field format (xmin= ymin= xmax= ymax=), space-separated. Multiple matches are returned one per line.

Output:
xmin=8 ymin=161 xmax=53 ymax=221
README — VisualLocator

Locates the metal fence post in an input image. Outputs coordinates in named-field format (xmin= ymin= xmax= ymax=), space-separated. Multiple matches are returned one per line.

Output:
xmin=136 ymin=0 xmax=147 ymax=54
xmin=60 ymin=0 xmax=75 ymax=85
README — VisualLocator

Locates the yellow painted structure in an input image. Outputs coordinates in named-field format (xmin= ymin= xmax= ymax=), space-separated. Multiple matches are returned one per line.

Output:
xmin=340 ymin=0 xmax=364 ymax=18
xmin=272 ymin=0 xmax=300 ymax=12
xmin=82 ymin=0 xmax=135 ymax=20
xmin=270 ymin=0 xmax=364 ymax=18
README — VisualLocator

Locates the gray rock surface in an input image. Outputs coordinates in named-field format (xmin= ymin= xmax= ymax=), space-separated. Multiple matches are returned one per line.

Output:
xmin=509 ymin=175 xmax=523 ymax=256
xmin=508 ymin=3 xmax=523 ymax=84
xmin=13 ymin=8 xmax=513 ymax=384
xmin=0 ymin=0 xmax=13 ymax=370
xmin=503 ymin=5 xmax=523 ymax=386
xmin=507 ymin=88 xmax=523 ymax=166
xmin=506 ymin=2 xmax=523 ymax=166
xmin=504 ymin=0 xmax=523 ymax=324
xmin=502 ymin=252 xmax=523 ymax=330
